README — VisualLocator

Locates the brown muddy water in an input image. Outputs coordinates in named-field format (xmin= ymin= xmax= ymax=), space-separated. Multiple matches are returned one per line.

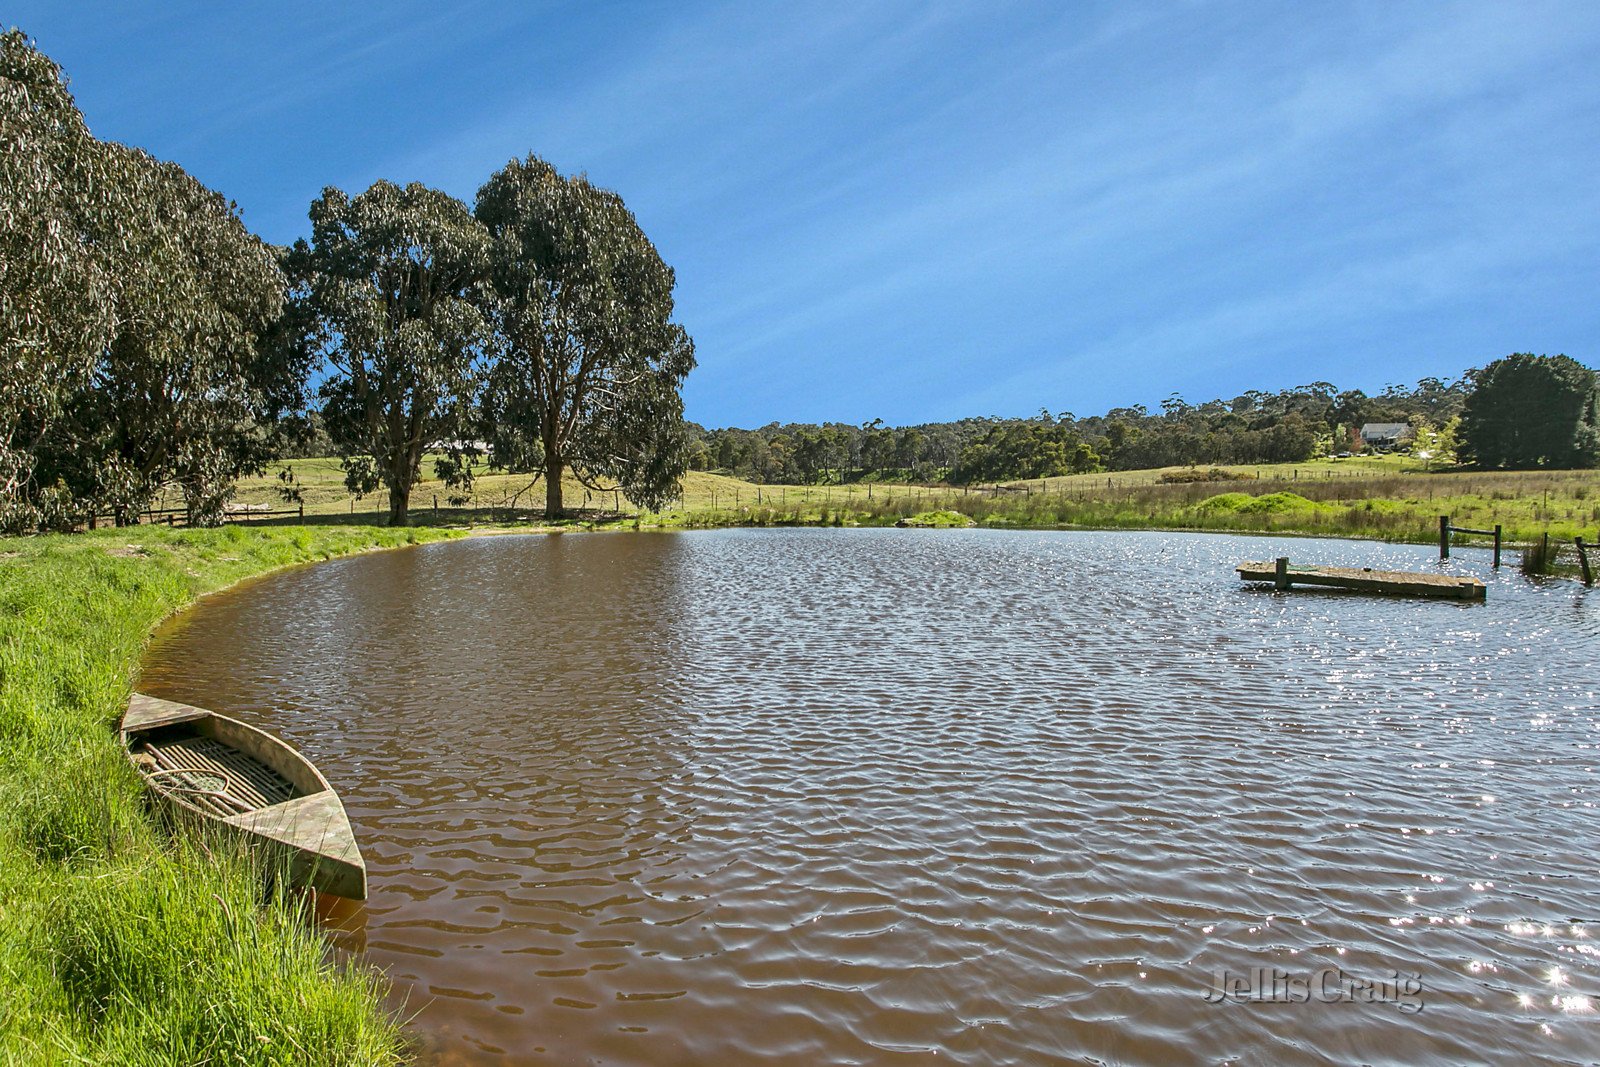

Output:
xmin=140 ymin=529 xmax=1600 ymax=1065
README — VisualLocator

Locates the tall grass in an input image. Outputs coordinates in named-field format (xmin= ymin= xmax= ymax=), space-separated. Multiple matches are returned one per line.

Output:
xmin=1521 ymin=534 xmax=1562 ymax=577
xmin=0 ymin=524 xmax=455 ymax=1064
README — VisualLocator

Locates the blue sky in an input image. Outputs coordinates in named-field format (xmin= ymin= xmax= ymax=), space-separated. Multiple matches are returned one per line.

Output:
xmin=12 ymin=1 xmax=1599 ymax=427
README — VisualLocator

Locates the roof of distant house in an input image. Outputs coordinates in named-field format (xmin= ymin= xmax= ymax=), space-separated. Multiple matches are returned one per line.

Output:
xmin=1360 ymin=422 xmax=1412 ymax=437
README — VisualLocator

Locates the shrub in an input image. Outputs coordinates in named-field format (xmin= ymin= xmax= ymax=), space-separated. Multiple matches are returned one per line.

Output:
xmin=1158 ymin=467 xmax=1251 ymax=484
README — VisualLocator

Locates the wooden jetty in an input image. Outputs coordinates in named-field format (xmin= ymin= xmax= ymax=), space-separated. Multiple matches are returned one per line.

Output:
xmin=121 ymin=694 xmax=367 ymax=899
xmin=1237 ymin=557 xmax=1486 ymax=600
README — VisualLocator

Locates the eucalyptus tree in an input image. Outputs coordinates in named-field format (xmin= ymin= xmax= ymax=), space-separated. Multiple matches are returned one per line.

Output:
xmin=474 ymin=156 xmax=695 ymax=516
xmin=36 ymin=146 xmax=287 ymax=525
xmin=0 ymin=31 xmax=124 ymax=530
xmin=1460 ymin=353 xmax=1600 ymax=469
xmin=286 ymin=181 xmax=491 ymax=524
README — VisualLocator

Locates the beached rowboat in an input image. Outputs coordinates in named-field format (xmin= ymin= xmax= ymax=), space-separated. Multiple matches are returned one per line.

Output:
xmin=121 ymin=693 xmax=367 ymax=899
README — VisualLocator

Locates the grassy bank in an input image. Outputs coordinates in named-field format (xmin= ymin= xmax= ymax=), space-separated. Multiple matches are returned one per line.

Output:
xmin=0 ymin=524 xmax=457 ymax=1064
xmin=222 ymin=456 xmax=1595 ymax=553
xmin=630 ymin=466 xmax=1598 ymax=549
xmin=216 ymin=453 xmax=1430 ymax=524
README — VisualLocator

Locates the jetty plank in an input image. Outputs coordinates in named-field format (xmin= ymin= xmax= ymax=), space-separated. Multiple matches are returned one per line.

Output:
xmin=1237 ymin=560 xmax=1486 ymax=600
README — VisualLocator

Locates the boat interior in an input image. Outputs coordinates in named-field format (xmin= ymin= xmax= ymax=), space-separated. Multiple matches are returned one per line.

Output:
xmin=128 ymin=720 xmax=301 ymax=819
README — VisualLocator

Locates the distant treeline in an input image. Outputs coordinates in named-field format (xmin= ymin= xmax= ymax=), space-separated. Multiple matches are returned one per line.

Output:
xmin=688 ymin=377 xmax=1477 ymax=485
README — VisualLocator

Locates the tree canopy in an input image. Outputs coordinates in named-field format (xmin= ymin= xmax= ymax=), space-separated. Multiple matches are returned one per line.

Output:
xmin=474 ymin=156 xmax=695 ymax=515
xmin=1 ymin=30 xmax=124 ymax=529
xmin=286 ymin=181 xmax=492 ymax=524
xmin=3 ymin=32 xmax=288 ymax=529
xmin=36 ymin=147 xmax=287 ymax=525
xmin=1459 ymin=353 xmax=1600 ymax=469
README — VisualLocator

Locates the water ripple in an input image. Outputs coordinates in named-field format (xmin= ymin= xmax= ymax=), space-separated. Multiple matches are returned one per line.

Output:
xmin=140 ymin=529 xmax=1600 ymax=1065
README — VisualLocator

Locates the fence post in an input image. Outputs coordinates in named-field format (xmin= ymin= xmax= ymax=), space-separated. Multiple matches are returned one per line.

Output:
xmin=1274 ymin=556 xmax=1290 ymax=590
xmin=1492 ymin=524 xmax=1502 ymax=568
xmin=1439 ymin=515 xmax=1451 ymax=560
xmin=1577 ymin=538 xmax=1594 ymax=587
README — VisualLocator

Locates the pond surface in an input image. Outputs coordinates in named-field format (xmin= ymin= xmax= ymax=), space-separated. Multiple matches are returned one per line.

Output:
xmin=140 ymin=528 xmax=1600 ymax=1066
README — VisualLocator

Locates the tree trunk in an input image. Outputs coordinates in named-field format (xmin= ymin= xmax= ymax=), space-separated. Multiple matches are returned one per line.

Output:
xmin=545 ymin=459 xmax=564 ymax=518
xmin=388 ymin=481 xmax=409 ymax=526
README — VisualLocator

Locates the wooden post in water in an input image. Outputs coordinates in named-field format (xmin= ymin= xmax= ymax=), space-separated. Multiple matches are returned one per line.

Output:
xmin=1492 ymin=525 xmax=1502 ymax=568
xmin=1577 ymin=537 xmax=1595 ymax=586
xmin=1439 ymin=515 xmax=1451 ymax=560
xmin=1274 ymin=556 xmax=1290 ymax=590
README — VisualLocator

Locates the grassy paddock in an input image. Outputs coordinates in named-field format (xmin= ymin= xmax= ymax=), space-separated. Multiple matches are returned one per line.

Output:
xmin=0 ymin=524 xmax=457 ymax=1064
xmin=633 ymin=466 xmax=1599 ymax=548
xmin=223 ymin=459 xmax=763 ymax=524
xmin=225 ymin=455 xmax=1428 ymax=522
xmin=223 ymin=457 xmax=1595 ymax=552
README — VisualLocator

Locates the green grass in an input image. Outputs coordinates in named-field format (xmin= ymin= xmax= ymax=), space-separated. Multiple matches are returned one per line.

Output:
xmin=222 ymin=455 xmax=1596 ymax=565
xmin=0 ymin=524 xmax=458 ymax=1064
xmin=224 ymin=457 xmax=765 ymax=525
xmin=896 ymin=509 xmax=976 ymax=528
xmin=623 ymin=465 xmax=1599 ymax=551
xmin=226 ymin=455 xmax=1595 ymax=552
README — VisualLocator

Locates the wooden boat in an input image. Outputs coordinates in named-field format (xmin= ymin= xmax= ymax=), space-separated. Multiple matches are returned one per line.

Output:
xmin=121 ymin=693 xmax=367 ymax=899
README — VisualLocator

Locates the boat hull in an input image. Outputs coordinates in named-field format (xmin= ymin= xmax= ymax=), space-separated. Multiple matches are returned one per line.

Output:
xmin=121 ymin=694 xmax=367 ymax=900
